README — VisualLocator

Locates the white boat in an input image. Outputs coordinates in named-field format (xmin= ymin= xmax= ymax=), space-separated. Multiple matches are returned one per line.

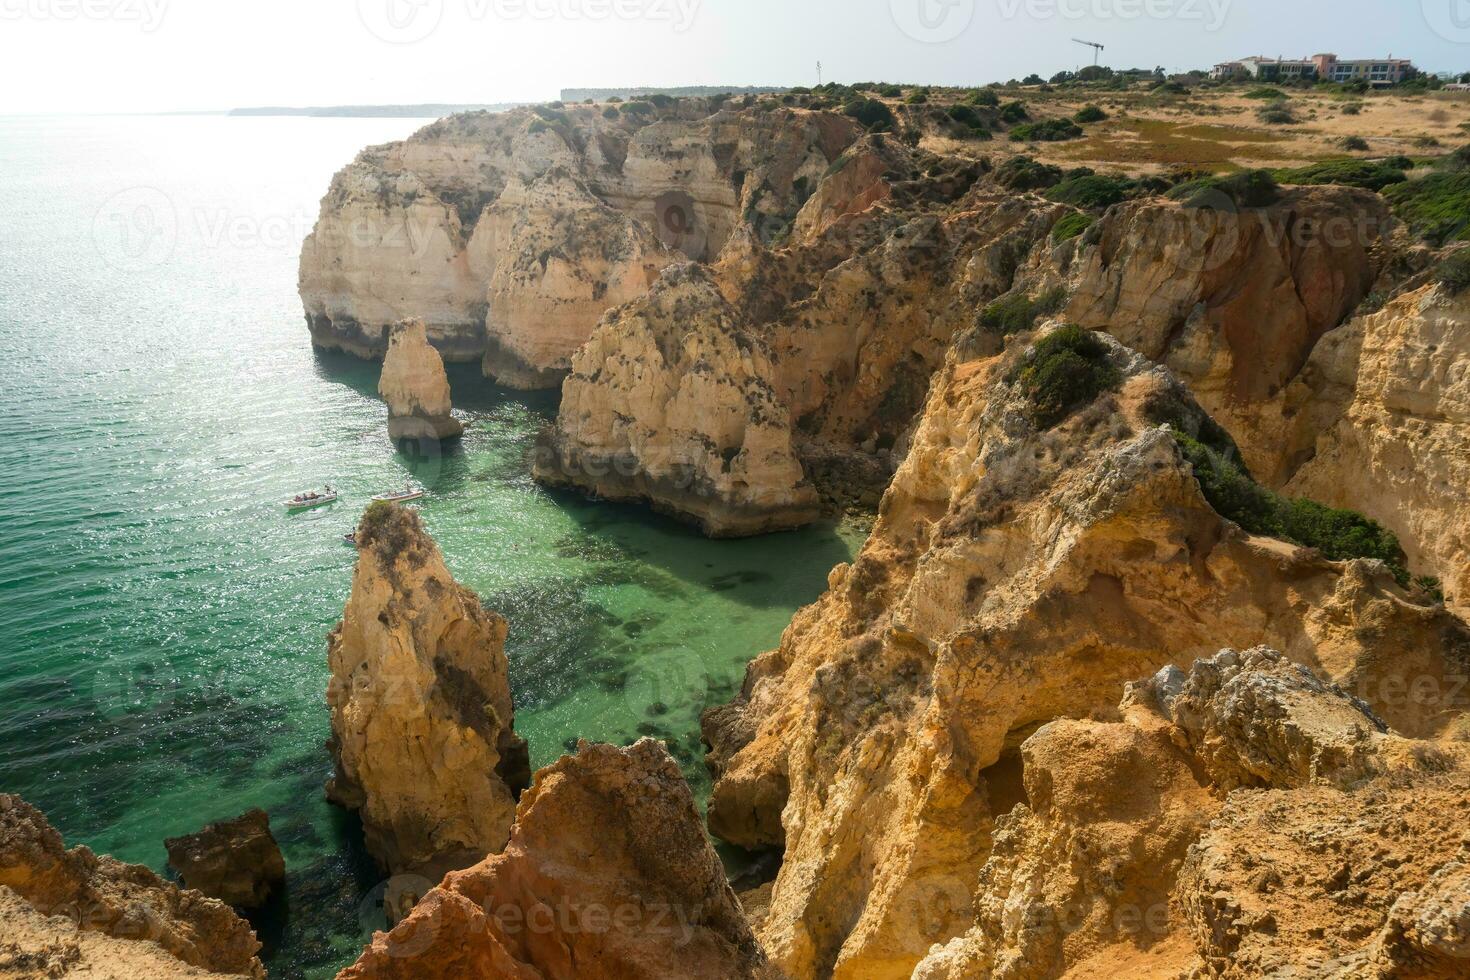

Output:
xmin=372 ymin=483 xmax=425 ymax=504
xmin=284 ymin=488 xmax=338 ymax=510
xmin=342 ymin=533 xmax=358 ymax=546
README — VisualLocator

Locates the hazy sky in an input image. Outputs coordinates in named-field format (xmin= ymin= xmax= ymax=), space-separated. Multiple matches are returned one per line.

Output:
xmin=2 ymin=0 xmax=1467 ymax=113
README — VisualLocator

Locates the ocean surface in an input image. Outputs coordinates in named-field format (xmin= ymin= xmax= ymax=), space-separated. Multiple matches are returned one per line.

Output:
xmin=0 ymin=114 xmax=861 ymax=976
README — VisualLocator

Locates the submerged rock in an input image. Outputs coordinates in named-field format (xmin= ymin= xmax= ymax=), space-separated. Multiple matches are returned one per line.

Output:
xmin=326 ymin=503 xmax=528 ymax=878
xmin=339 ymin=740 xmax=768 ymax=980
xmin=378 ymin=318 xmax=464 ymax=443
xmin=163 ymin=809 xmax=285 ymax=911
xmin=0 ymin=794 xmax=264 ymax=978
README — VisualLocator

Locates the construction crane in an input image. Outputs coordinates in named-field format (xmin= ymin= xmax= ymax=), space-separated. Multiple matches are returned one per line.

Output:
xmin=1073 ymin=38 xmax=1105 ymax=67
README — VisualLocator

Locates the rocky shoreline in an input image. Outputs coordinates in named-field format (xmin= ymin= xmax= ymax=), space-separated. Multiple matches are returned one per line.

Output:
xmin=9 ymin=88 xmax=1466 ymax=979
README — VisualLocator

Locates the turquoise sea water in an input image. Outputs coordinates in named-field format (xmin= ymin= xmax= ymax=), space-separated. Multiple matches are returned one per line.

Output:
xmin=0 ymin=115 xmax=860 ymax=976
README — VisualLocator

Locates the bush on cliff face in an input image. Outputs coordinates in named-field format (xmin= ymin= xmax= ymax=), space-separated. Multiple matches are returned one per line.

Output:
xmin=980 ymin=286 xmax=1068 ymax=334
xmin=1384 ymin=170 xmax=1470 ymax=245
xmin=1434 ymin=250 xmax=1470 ymax=293
xmin=1051 ymin=211 xmax=1096 ymax=242
xmin=1008 ymin=325 xmax=1122 ymax=428
xmin=843 ymin=98 xmax=896 ymax=132
xmin=357 ymin=501 xmax=427 ymax=568
xmin=1168 ymin=169 xmax=1280 ymax=209
xmin=1176 ymin=436 xmax=1408 ymax=583
xmin=1044 ymin=173 xmax=1128 ymax=208
xmin=1271 ymin=159 xmax=1407 ymax=192
xmin=995 ymin=155 xmax=1063 ymax=191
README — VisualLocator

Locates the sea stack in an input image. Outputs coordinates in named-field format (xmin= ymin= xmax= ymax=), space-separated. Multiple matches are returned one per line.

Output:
xmin=339 ymin=740 xmax=769 ymax=980
xmin=378 ymin=318 xmax=464 ymax=444
xmin=326 ymin=503 xmax=529 ymax=878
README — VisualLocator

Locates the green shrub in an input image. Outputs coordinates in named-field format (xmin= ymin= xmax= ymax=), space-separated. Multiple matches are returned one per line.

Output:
xmin=648 ymin=93 xmax=676 ymax=107
xmin=995 ymin=155 xmax=1064 ymax=190
xmin=602 ymin=105 xmax=620 ymax=119
xmin=1175 ymin=436 xmax=1407 ymax=583
xmin=1244 ymin=86 xmax=1288 ymax=100
xmin=1073 ymin=104 xmax=1108 ymax=123
xmin=875 ymin=83 xmax=903 ymax=98
xmin=1384 ymin=170 xmax=1470 ymax=244
xmin=1168 ymin=169 xmax=1280 ymax=209
xmin=1010 ymin=118 xmax=1083 ymax=142
xmin=1434 ymin=250 xmax=1470 ymax=292
xmin=1416 ymin=135 xmax=1442 ymax=149
xmin=1342 ymin=102 xmax=1363 ymax=115
xmin=1051 ymin=212 xmax=1096 ymax=242
xmin=1339 ymin=135 xmax=1370 ymax=151
xmin=979 ymin=286 xmax=1068 ymax=335
xmin=622 ymin=100 xmax=655 ymax=115
xmin=1272 ymin=159 xmax=1407 ymax=191
xmin=1257 ymin=106 xmax=1298 ymax=125
xmin=967 ymin=89 xmax=1000 ymax=107
xmin=999 ymin=100 xmax=1029 ymax=123
xmin=527 ymin=119 xmax=552 ymax=134
xmin=905 ymin=91 xmax=929 ymax=105
xmin=1007 ymin=324 xmax=1121 ymax=428
xmin=1044 ymin=173 xmax=1129 ymax=208
xmin=843 ymin=97 xmax=896 ymax=132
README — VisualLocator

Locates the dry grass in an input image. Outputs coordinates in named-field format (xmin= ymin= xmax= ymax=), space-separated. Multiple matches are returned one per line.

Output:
xmin=914 ymin=85 xmax=1470 ymax=176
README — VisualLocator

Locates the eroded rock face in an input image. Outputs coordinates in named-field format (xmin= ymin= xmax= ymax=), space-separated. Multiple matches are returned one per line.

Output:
xmin=479 ymin=169 xmax=675 ymax=388
xmin=702 ymin=330 xmax=1470 ymax=979
xmin=1065 ymin=187 xmax=1391 ymax=483
xmin=0 ymin=795 xmax=264 ymax=978
xmin=912 ymin=647 xmax=1470 ymax=979
xmin=163 ymin=810 xmax=285 ymax=911
xmin=327 ymin=504 xmax=529 ymax=877
xmin=533 ymin=263 xmax=819 ymax=537
xmin=299 ymin=102 xmax=861 ymax=382
xmin=1281 ymin=283 xmax=1470 ymax=613
xmin=378 ymin=318 xmax=464 ymax=443
xmin=338 ymin=740 xmax=769 ymax=980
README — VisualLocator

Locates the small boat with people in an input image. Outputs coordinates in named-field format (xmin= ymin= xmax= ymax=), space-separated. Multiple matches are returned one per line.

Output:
xmin=342 ymin=532 xmax=358 ymax=547
xmin=372 ymin=481 xmax=425 ymax=504
xmin=284 ymin=487 xmax=338 ymax=510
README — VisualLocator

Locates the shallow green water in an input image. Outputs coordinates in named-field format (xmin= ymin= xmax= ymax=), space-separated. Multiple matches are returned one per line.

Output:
xmin=0 ymin=115 xmax=860 ymax=976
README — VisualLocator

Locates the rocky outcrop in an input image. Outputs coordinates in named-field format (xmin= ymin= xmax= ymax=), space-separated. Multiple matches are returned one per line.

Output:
xmin=378 ymin=318 xmax=464 ymax=443
xmin=300 ymin=102 xmax=861 ymax=382
xmin=1064 ymin=186 xmax=1392 ymax=483
xmin=911 ymin=648 xmax=1470 ymax=979
xmin=327 ymin=503 xmax=529 ymax=877
xmin=338 ymin=740 xmax=769 ymax=980
xmin=701 ymin=327 xmax=1470 ymax=978
xmin=533 ymin=264 xmax=820 ymax=537
xmin=0 ymin=795 xmax=264 ymax=978
xmin=163 ymin=810 xmax=285 ymax=911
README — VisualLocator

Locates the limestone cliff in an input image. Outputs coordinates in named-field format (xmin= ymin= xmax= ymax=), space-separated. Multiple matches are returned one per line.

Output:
xmin=300 ymin=102 xmax=861 ymax=384
xmin=533 ymin=263 xmax=820 ymax=537
xmin=912 ymin=647 xmax=1470 ymax=979
xmin=0 ymin=795 xmax=264 ymax=978
xmin=378 ymin=318 xmax=464 ymax=443
xmin=338 ymin=740 xmax=769 ymax=980
xmin=1280 ymin=282 xmax=1470 ymax=612
xmin=702 ymin=326 xmax=1470 ymax=978
xmin=479 ymin=169 xmax=675 ymax=388
xmin=327 ymin=503 xmax=529 ymax=877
